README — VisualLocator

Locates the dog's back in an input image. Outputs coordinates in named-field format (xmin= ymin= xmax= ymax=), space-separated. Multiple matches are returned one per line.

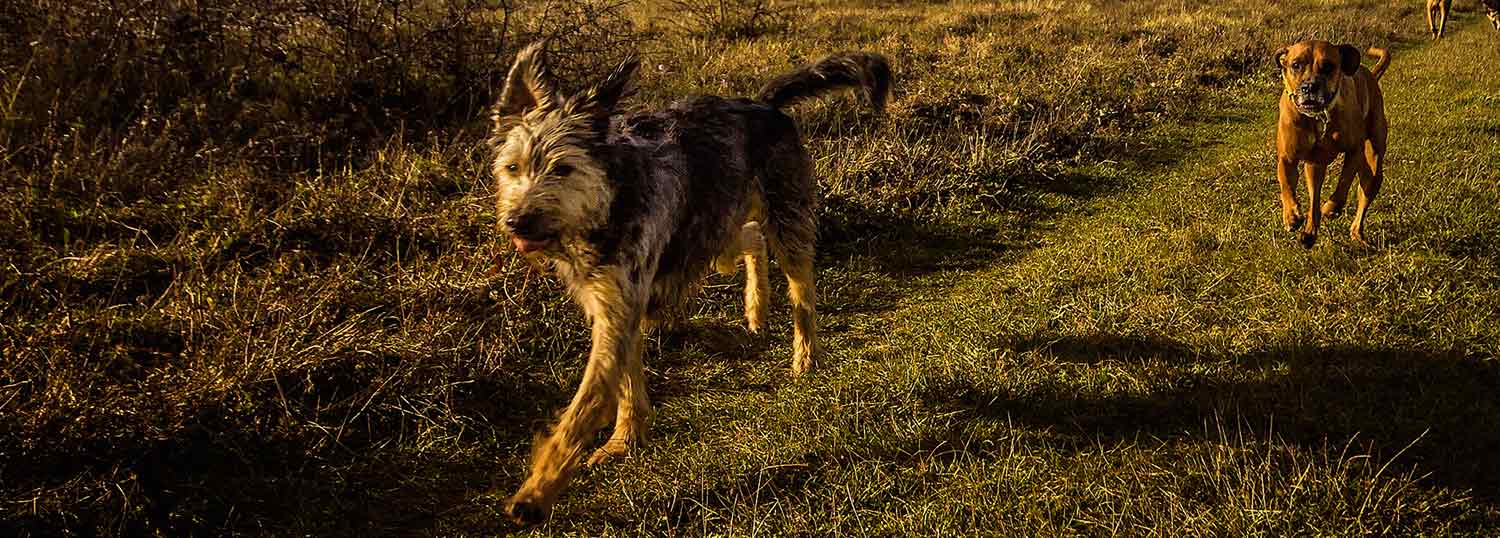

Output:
xmin=605 ymin=97 xmax=811 ymax=315
xmin=1347 ymin=48 xmax=1389 ymax=126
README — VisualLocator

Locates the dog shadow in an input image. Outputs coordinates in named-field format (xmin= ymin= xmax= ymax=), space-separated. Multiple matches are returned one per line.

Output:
xmin=817 ymin=195 xmax=1008 ymax=278
xmin=0 ymin=361 xmax=561 ymax=536
xmin=929 ymin=333 xmax=1500 ymax=495
xmin=562 ymin=334 xmax=1500 ymax=532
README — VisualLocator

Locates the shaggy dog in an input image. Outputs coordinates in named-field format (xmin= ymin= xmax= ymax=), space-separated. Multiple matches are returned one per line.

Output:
xmin=487 ymin=43 xmax=891 ymax=524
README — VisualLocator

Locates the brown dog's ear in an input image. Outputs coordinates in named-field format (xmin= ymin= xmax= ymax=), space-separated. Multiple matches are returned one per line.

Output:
xmin=1338 ymin=44 xmax=1362 ymax=75
xmin=1273 ymin=46 xmax=1289 ymax=68
xmin=494 ymin=43 xmax=562 ymax=125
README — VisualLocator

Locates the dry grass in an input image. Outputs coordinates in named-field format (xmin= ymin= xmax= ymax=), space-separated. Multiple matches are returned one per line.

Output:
xmin=4 ymin=0 xmax=1499 ymax=535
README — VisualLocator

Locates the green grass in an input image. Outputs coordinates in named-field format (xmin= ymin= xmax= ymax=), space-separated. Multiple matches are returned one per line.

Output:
xmin=4 ymin=0 xmax=1500 ymax=535
xmin=508 ymin=20 xmax=1500 ymax=535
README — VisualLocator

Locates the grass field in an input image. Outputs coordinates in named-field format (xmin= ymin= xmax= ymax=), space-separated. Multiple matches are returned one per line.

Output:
xmin=4 ymin=0 xmax=1500 ymax=535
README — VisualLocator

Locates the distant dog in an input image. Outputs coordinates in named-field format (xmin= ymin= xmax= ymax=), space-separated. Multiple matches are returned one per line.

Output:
xmin=1428 ymin=0 xmax=1453 ymax=38
xmin=1485 ymin=0 xmax=1500 ymax=30
xmin=1273 ymin=41 xmax=1390 ymax=247
xmin=488 ymin=43 xmax=890 ymax=524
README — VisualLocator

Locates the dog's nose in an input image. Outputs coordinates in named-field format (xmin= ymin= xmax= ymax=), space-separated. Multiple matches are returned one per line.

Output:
xmin=1295 ymin=83 xmax=1324 ymax=103
xmin=505 ymin=213 xmax=547 ymax=240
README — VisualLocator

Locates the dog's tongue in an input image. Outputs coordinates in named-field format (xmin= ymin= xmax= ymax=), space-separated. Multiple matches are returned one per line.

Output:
xmin=512 ymin=237 xmax=546 ymax=253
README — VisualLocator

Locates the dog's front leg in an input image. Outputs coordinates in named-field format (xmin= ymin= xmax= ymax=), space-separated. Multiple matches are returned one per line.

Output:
xmin=587 ymin=317 xmax=648 ymax=466
xmin=1276 ymin=156 xmax=1303 ymax=233
xmin=506 ymin=274 xmax=644 ymax=525
xmin=1427 ymin=1 xmax=1439 ymax=38
xmin=1438 ymin=1 xmax=1451 ymax=38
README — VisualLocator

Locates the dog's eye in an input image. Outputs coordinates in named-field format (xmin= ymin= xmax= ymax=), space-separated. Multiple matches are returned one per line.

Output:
xmin=1290 ymin=61 xmax=1304 ymax=70
xmin=1319 ymin=63 xmax=1335 ymax=74
xmin=504 ymin=163 xmax=519 ymax=173
xmin=553 ymin=164 xmax=574 ymax=177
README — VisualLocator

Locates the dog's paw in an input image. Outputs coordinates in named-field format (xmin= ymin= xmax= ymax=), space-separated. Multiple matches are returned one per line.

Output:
xmin=1283 ymin=213 xmax=1305 ymax=233
xmin=1350 ymin=229 xmax=1373 ymax=248
xmin=1298 ymin=231 xmax=1318 ymax=249
xmin=1321 ymin=200 xmax=1344 ymax=219
xmin=791 ymin=344 xmax=820 ymax=375
xmin=586 ymin=438 xmax=636 ymax=466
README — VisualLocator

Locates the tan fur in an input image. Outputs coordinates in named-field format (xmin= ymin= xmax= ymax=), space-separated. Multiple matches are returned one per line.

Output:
xmin=494 ymin=117 xmax=613 ymax=238
xmin=1427 ymin=0 xmax=1453 ymax=39
xmin=1273 ymin=41 xmax=1390 ymax=247
xmin=507 ymin=270 xmax=642 ymax=515
xmin=786 ymin=259 xmax=818 ymax=373
xmin=714 ymin=222 xmax=771 ymax=332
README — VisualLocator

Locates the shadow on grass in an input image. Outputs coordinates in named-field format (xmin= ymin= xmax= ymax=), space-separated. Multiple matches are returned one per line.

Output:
xmin=815 ymin=166 xmax=1134 ymax=280
xmin=0 ymin=358 xmax=569 ymax=536
xmin=933 ymin=336 xmax=1500 ymax=496
xmin=817 ymin=196 xmax=1010 ymax=277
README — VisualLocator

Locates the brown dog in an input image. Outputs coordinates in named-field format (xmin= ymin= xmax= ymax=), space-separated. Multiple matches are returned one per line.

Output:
xmin=1485 ymin=0 xmax=1500 ymax=31
xmin=1427 ymin=0 xmax=1453 ymax=39
xmin=1274 ymin=40 xmax=1390 ymax=248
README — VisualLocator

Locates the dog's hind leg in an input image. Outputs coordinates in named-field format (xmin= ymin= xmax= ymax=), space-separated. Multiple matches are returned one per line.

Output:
xmin=713 ymin=221 xmax=771 ymax=333
xmin=765 ymin=212 xmax=819 ymax=375
xmin=1299 ymin=162 xmax=1327 ymax=248
xmin=1439 ymin=0 xmax=1452 ymax=38
xmin=1323 ymin=152 xmax=1360 ymax=219
xmin=740 ymin=222 xmax=770 ymax=333
xmin=760 ymin=121 xmax=820 ymax=374
xmin=1350 ymin=140 xmax=1386 ymax=246
xmin=779 ymin=247 xmax=819 ymax=375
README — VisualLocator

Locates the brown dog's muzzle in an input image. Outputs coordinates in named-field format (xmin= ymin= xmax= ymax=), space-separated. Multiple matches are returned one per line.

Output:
xmin=1292 ymin=78 xmax=1336 ymax=115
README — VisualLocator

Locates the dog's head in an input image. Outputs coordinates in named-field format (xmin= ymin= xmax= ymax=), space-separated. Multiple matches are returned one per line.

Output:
xmin=489 ymin=43 xmax=639 ymax=256
xmin=1274 ymin=40 xmax=1361 ymax=117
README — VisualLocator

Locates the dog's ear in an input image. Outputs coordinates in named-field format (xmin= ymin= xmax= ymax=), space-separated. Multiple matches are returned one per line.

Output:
xmin=495 ymin=43 xmax=562 ymax=123
xmin=575 ymin=56 xmax=640 ymax=117
xmin=1273 ymin=46 xmax=1289 ymax=69
xmin=1337 ymin=44 xmax=1362 ymax=76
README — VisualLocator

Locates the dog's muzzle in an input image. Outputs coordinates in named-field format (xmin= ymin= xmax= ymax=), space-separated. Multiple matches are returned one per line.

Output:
xmin=505 ymin=212 xmax=556 ymax=254
xmin=1293 ymin=84 xmax=1330 ymax=114
xmin=1291 ymin=79 xmax=1338 ymax=119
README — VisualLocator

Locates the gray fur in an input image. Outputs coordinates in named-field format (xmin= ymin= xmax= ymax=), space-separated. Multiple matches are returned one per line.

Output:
xmin=758 ymin=51 xmax=892 ymax=113
xmin=488 ymin=43 xmax=892 ymax=524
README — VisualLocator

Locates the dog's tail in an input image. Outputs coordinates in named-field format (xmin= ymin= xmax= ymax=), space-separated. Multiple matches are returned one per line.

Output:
xmin=756 ymin=52 xmax=892 ymax=113
xmin=1367 ymin=47 xmax=1391 ymax=81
